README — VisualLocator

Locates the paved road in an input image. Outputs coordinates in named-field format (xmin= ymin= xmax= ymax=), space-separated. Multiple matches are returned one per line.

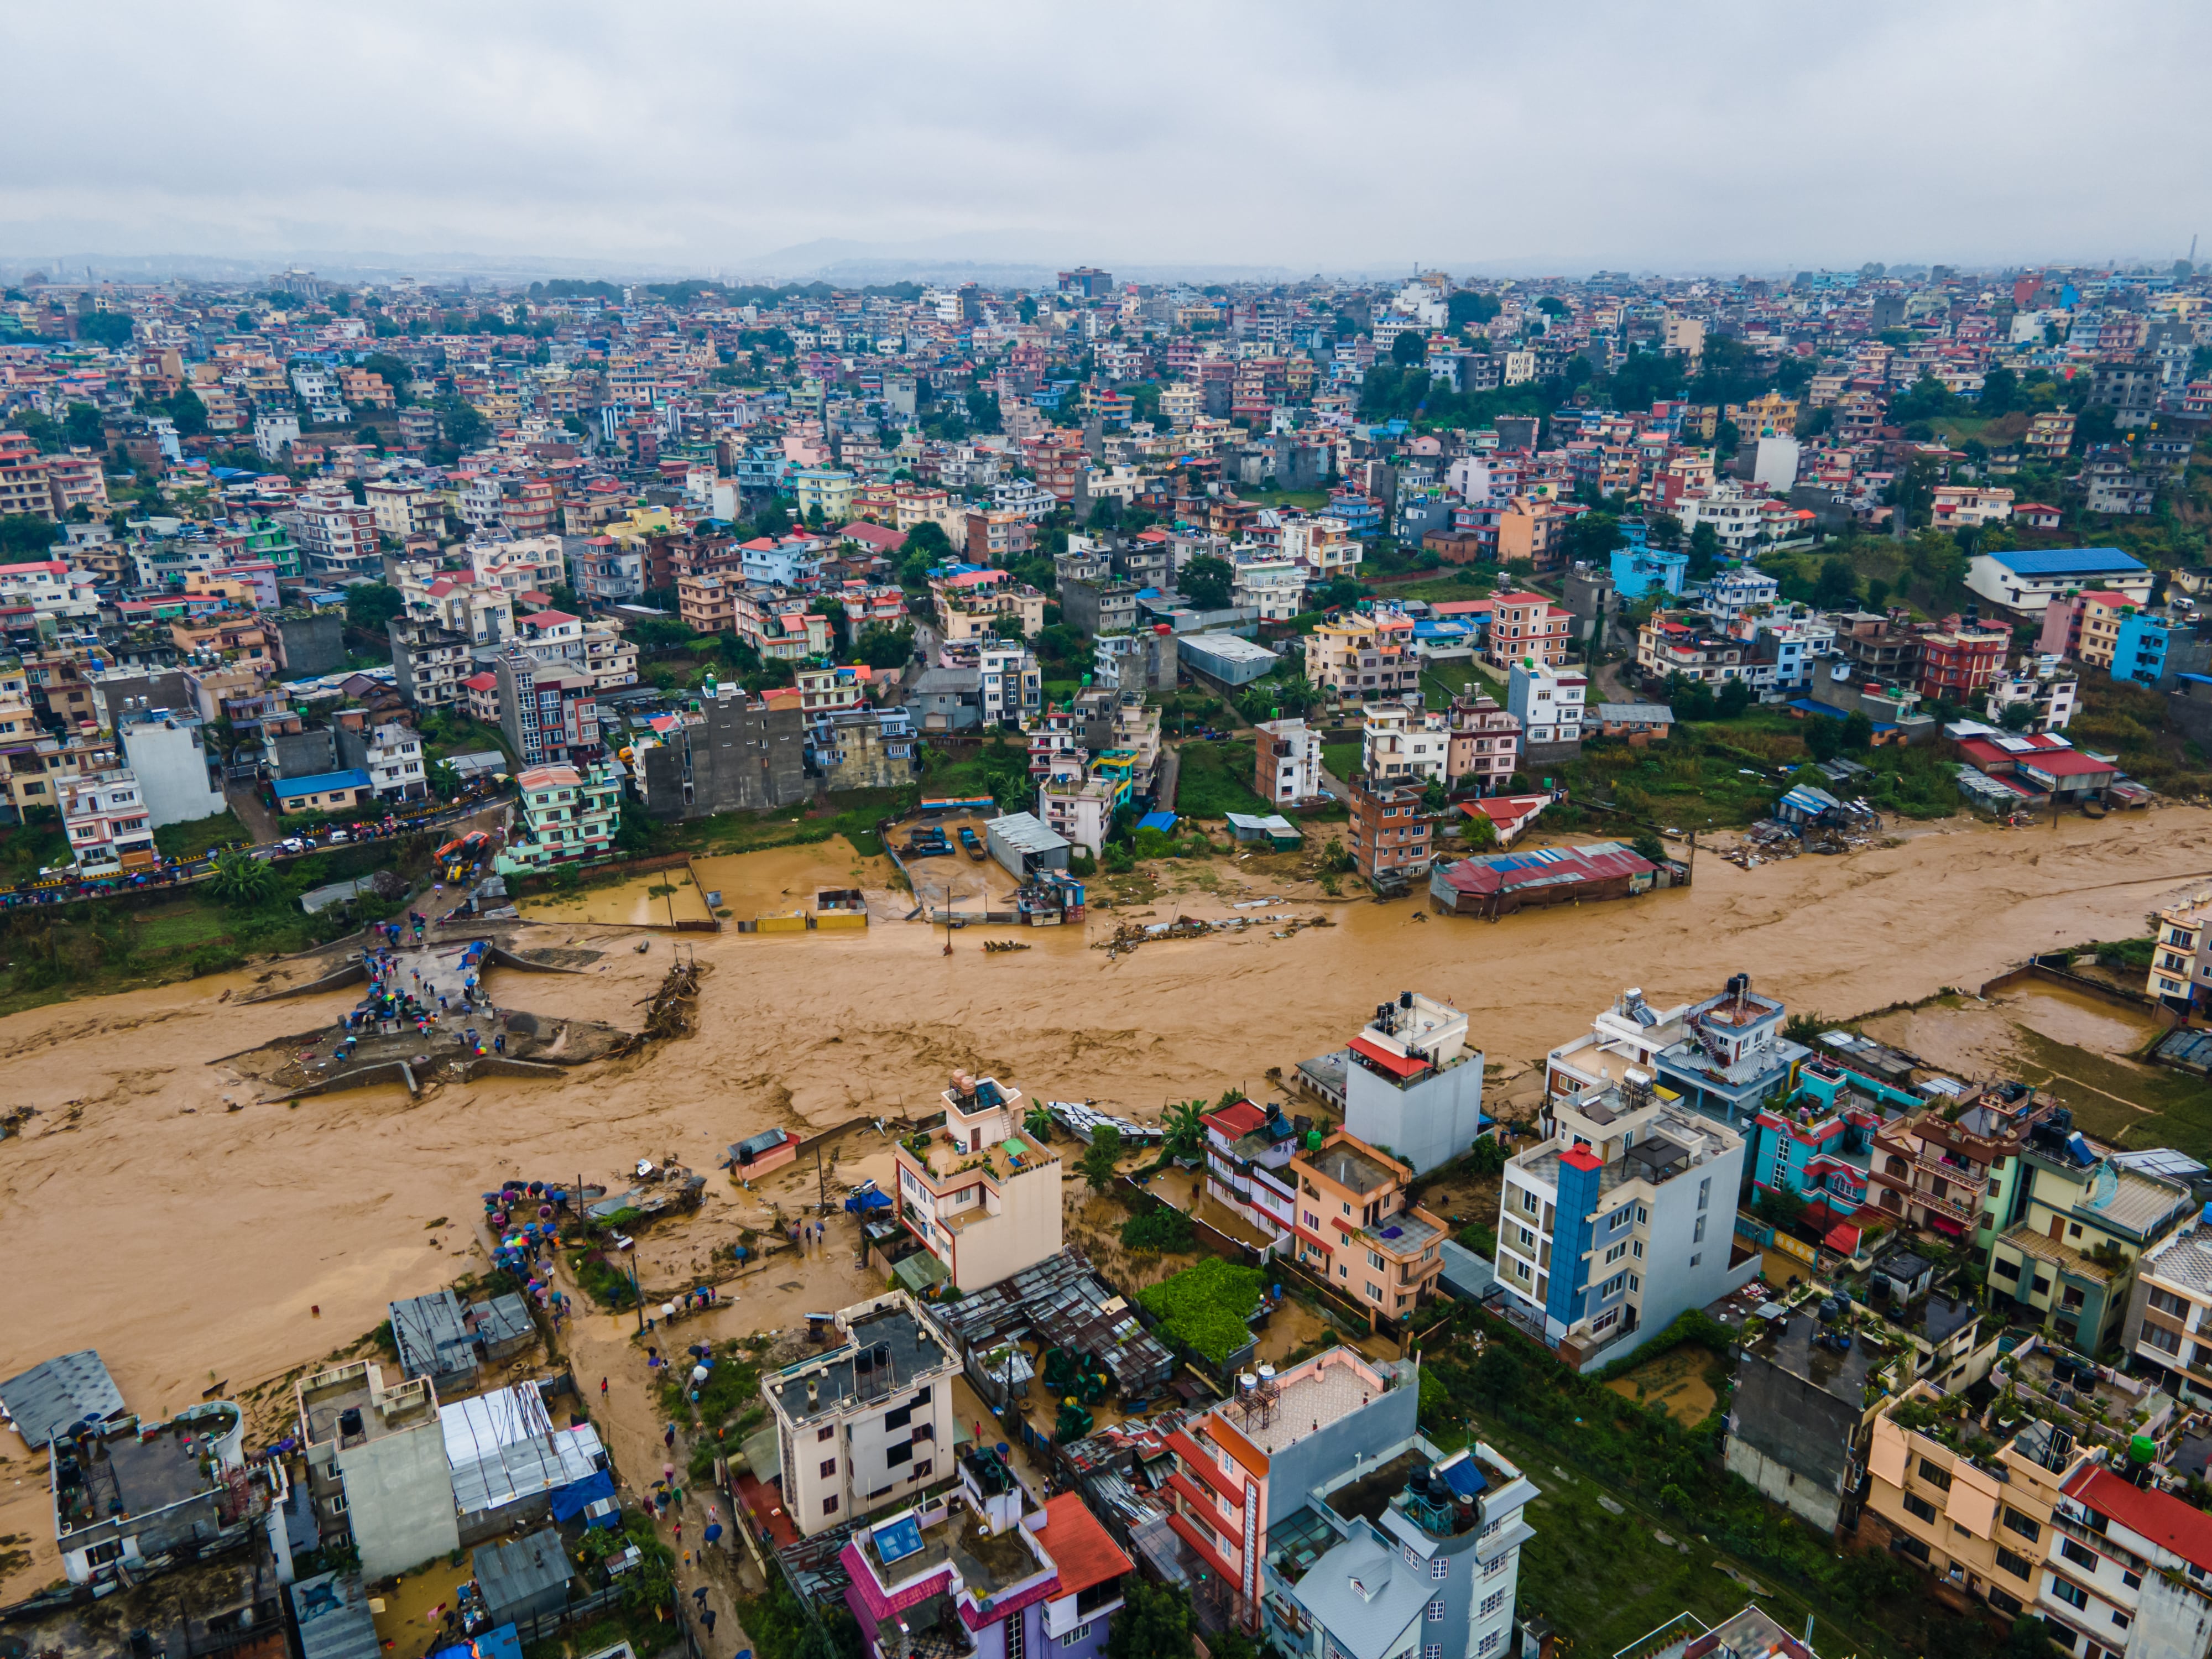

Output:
xmin=1154 ymin=744 xmax=1180 ymax=812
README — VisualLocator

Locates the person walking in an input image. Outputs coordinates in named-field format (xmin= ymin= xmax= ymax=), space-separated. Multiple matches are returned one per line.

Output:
xmin=599 ymin=1376 xmax=609 ymax=1401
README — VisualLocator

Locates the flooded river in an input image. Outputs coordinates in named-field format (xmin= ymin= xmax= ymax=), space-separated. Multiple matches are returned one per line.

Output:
xmin=3 ymin=807 xmax=2211 ymax=1485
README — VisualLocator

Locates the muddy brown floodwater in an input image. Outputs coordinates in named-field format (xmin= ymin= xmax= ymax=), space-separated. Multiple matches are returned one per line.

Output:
xmin=3 ymin=810 xmax=2211 ymax=1468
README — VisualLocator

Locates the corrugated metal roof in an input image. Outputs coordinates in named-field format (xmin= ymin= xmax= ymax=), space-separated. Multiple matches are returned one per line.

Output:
xmin=291 ymin=1572 xmax=383 ymax=1659
xmin=1436 ymin=840 xmax=1653 ymax=896
xmin=473 ymin=1527 xmax=574 ymax=1615
xmin=0 ymin=1350 xmax=126 ymax=1449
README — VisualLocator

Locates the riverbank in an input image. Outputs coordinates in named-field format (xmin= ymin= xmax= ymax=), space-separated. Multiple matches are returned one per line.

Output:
xmin=3 ymin=808 xmax=2210 ymax=1479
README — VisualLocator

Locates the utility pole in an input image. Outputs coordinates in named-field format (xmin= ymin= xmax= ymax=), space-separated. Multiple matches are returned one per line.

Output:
xmin=631 ymin=1259 xmax=644 ymax=1334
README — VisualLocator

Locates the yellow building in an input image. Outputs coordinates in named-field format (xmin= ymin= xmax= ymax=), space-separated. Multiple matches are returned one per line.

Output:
xmin=1307 ymin=612 xmax=1418 ymax=702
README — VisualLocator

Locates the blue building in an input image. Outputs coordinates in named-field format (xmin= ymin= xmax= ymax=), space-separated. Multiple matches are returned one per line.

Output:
xmin=2112 ymin=610 xmax=2175 ymax=687
xmin=1328 ymin=488 xmax=1384 ymax=539
xmin=1652 ymin=975 xmax=1809 ymax=1128
xmin=1611 ymin=544 xmax=1689 ymax=601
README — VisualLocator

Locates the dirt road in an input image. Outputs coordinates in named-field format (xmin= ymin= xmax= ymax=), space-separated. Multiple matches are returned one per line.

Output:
xmin=3 ymin=808 xmax=2209 ymax=1468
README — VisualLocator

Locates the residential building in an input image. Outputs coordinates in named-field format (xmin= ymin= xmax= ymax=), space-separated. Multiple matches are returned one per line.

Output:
xmin=841 ymin=1455 xmax=1131 ymax=1659
xmin=2026 ymin=412 xmax=2078 ymax=458
xmin=2147 ymin=891 xmax=2212 ymax=1013
xmin=630 ymin=681 xmax=808 ymax=818
xmin=2064 ymin=590 xmax=2143 ymax=671
xmin=294 ymin=1360 xmax=459 ymax=1582
xmin=2039 ymin=1456 xmax=2212 ymax=1659
xmin=1650 ymin=975 xmax=1808 ymax=1126
xmin=893 ymin=1073 xmax=1063 ymax=1292
xmin=389 ymin=615 xmax=472 ymax=711
xmin=1164 ymin=1346 xmax=1418 ymax=1633
xmin=336 ymin=719 xmax=427 ymax=802
xmin=1986 ymin=1125 xmax=2193 ymax=1353
xmin=977 ymin=643 xmax=1041 ymax=728
xmin=1344 ymin=775 xmax=1431 ymax=888
xmin=364 ymin=481 xmax=444 ymax=541
xmin=1505 ymin=661 xmax=1585 ymax=757
xmin=1361 ymin=700 xmax=1450 ymax=786
xmin=931 ymin=567 xmax=1047 ymax=645
xmin=1639 ymin=613 xmax=1751 ymax=688
xmin=49 ymin=1401 xmax=247 ymax=1588
xmin=1283 ymin=1124 xmax=1451 ymax=1336
xmin=1968 ymin=547 xmax=2152 ymax=620
xmin=2123 ymin=1222 xmax=2212 ymax=1404
xmin=496 ymin=649 xmax=599 ymax=769
xmin=272 ymin=768 xmax=372 ymax=816
xmin=116 ymin=716 xmax=225 ymax=827
xmin=1233 ymin=551 xmax=1307 ymax=620
xmin=59 ymin=768 xmax=156 ymax=873
xmin=1484 ymin=593 xmax=1572 ymax=671
xmin=1866 ymin=1078 xmax=2061 ymax=1250
xmin=1495 ymin=497 xmax=1577 ymax=570
xmin=1201 ymin=1097 xmax=1303 ymax=1244
xmin=1986 ymin=654 xmax=2080 ymax=734
xmin=1444 ymin=693 xmax=1519 ymax=792
xmin=1725 ymin=1301 xmax=1891 ymax=1536
xmin=1338 ymin=992 xmax=1488 ymax=1176
xmin=494 ymin=760 xmax=620 ymax=872
xmin=760 ymin=1292 xmax=960 ymax=1535
xmin=1308 ymin=611 xmax=1418 ymax=702
xmin=2111 ymin=608 xmax=2179 ymax=687
xmin=1253 ymin=716 xmax=1326 ymax=807
xmin=1917 ymin=615 xmax=2011 ymax=703
xmin=1495 ymin=1073 xmax=1752 ymax=1370
xmin=291 ymin=498 xmax=381 ymax=577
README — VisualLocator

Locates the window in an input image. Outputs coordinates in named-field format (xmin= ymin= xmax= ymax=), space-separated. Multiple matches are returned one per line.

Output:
xmin=1431 ymin=1557 xmax=1450 ymax=1580
xmin=1608 ymin=1206 xmax=1632 ymax=1233
xmin=1918 ymin=1458 xmax=1952 ymax=1491
xmin=2002 ymin=1508 xmax=2042 ymax=1543
xmin=1478 ymin=1636 xmax=1501 ymax=1658
xmin=823 ymin=1495 xmax=839 ymax=1516
xmin=885 ymin=1405 xmax=914 ymax=1431
xmin=2051 ymin=1580 xmax=2089 ymax=1611
xmin=1482 ymin=1591 xmax=1506 ymax=1616
xmin=1689 ymin=1254 xmax=1701 ymax=1267
xmin=819 ymin=1455 xmax=838 ymax=1478
xmin=1698 ymin=1178 xmax=1710 ymax=1211
xmin=2149 ymin=1286 xmax=2189 ymax=1318
xmin=1896 ymin=1534 xmax=1930 ymax=1563
xmin=1428 ymin=1599 xmax=1446 ymax=1623
xmin=2123 ymin=1571 xmax=2141 ymax=1590
xmin=1425 ymin=1647 xmax=1443 ymax=1659
xmin=2144 ymin=1323 xmax=2182 ymax=1355
xmin=1694 ymin=1217 xmax=1707 ymax=1244
xmin=887 ymin=1442 xmax=914 ymax=1467
xmin=1995 ymin=1546 xmax=2033 ymax=1580
xmin=85 ymin=1540 xmax=124 ymax=1567
xmin=1369 ymin=1249 xmax=1387 ymax=1271
xmin=818 ymin=1426 xmax=836 ymax=1442
xmin=1604 ymin=1242 xmax=1628 ymax=1265
xmin=1901 ymin=1492 xmax=1937 ymax=1523
xmin=1061 ymin=1627 xmax=1094 ymax=1648
xmin=1993 ymin=1256 xmax=2019 ymax=1281
xmin=2110 ymin=1613 xmax=2131 ymax=1631
xmin=1520 ymin=1187 xmax=1540 ymax=1216
xmin=2060 ymin=1538 xmax=2099 ymax=1571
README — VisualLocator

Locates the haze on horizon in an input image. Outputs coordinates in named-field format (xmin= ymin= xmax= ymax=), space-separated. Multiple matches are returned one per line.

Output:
xmin=2 ymin=0 xmax=2205 ymax=280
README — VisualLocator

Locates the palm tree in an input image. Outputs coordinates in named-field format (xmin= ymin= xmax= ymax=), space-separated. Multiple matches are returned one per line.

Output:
xmin=208 ymin=847 xmax=277 ymax=906
xmin=1161 ymin=1098 xmax=1207 ymax=1164
xmin=1023 ymin=1104 xmax=1057 ymax=1144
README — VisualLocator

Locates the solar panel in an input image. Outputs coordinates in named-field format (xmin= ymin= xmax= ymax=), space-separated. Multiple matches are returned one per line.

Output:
xmin=873 ymin=1515 xmax=925 ymax=1565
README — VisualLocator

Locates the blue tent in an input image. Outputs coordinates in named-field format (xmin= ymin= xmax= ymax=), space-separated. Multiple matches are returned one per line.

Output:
xmin=1136 ymin=811 xmax=1178 ymax=834
xmin=548 ymin=1468 xmax=617 ymax=1525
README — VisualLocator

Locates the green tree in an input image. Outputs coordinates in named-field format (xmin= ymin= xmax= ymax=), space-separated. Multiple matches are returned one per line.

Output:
xmin=853 ymin=623 xmax=916 ymax=669
xmin=62 ymin=403 xmax=104 ymax=448
xmin=208 ymin=848 xmax=278 ymax=906
xmin=345 ymin=583 xmax=405 ymax=634
xmin=1840 ymin=710 xmax=1875 ymax=751
xmin=1714 ymin=676 xmax=1754 ymax=718
xmin=1079 ymin=1124 xmax=1124 ymax=1196
xmin=167 ymin=388 xmax=208 ymax=437
xmin=1536 ymin=296 xmax=1568 ymax=318
xmin=1161 ymin=1099 xmax=1207 ymax=1162
xmin=1561 ymin=512 xmax=1625 ymax=565
xmin=1980 ymin=366 xmax=2018 ymax=418
xmin=1390 ymin=330 xmax=1428 ymax=367
xmin=1180 ymin=554 xmax=1234 ymax=610
xmin=1447 ymin=291 xmax=1501 ymax=331
xmin=1686 ymin=520 xmax=1721 ymax=579
xmin=965 ymin=389 xmax=1002 ymax=434
xmin=76 ymin=311 xmax=134 ymax=349
xmin=1812 ymin=557 xmax=1860 ymax=608
xmin=438 ymin=393 xmax=489 ymax=451
xmin=1105 ymin=1578 xmax=1195 ymax=1659
xmin=0 ymin=515 xmax=61 ymax=556
xmin=1631 ymin=830 xmax=1669 ymax=865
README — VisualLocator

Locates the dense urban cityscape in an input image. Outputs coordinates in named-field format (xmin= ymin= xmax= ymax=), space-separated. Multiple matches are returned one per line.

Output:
xmin=8 ymin=12 xmax=2212 ymax=1659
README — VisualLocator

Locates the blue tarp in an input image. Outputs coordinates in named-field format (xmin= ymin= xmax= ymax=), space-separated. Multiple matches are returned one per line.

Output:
xmin=844 ymin=1186 xmax=892 ymax=1215
xmin=547 ymin=1469 xmax=616 ymax=1525
xmin=1136 ymin=811 xmax=1178 ymax=833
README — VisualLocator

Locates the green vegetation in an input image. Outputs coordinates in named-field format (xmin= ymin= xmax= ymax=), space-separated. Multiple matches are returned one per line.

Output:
xmin=1136 ymin=1256 xmax=1265 ymax=1363
xmin=566 ymin=1249 xmax=638 ymax=1311
xmin=2071 ymin=675 xmax=2212 ymax=798
xmin=625 ymin=785 xmax=910 ymax=860
xmin=152 ymin=808 xmax=250 ymax=862
xmin=1120 ymin=1204 xmax=1195 ymax=1253
xmin=1322 ymin=740 xmax=1360 ymax=780
xmin=1079 ymin=1124 xmax=1123 ymax=1196
xmin=1172 ymin=739 xmax=1269 ymax=818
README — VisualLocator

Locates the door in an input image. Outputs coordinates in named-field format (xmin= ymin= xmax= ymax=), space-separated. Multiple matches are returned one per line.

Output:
xmin=2049 ymin=1215 xmax=2065 ymax=1241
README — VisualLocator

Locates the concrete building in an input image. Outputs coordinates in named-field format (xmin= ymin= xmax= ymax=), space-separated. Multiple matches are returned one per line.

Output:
xmin=295 ymin=1360 xmax=459 ymax=1582
xmin=495 ymin=760 xmax=620 ymax=872
xmin=1495 ymin=1075 xmax=1754 ymax=1371
xmin=2124 ymin=1222 xmax=2212 ymax=1404
xmin=633 ymin=681 xmax=808 ymax=819
xmin=1361 ymin=701 xmax=1449 ymax=787
xmin=388 ymin=615 xmax=472 ymax=711
xmin=893 ymin=1074 xmax=1063 ymax=1292
xmin=760 ymin=1293 xmax=961 ymax=1536
xmin=59 ymin=768 xmax=156 ymax=874
xmin=1505 ymin=661 xmax=1585 ymax=759
xmin=1444 ymin=693 xmax=1520 ymax=793
xmin=2147 ymin=891 xmax=2212 ymax=1013
xmin=1968 ymin=547 xmax=2152 ymax=620
xmin=335 ymin=719 xmax=426 ymax=802
xmin=1652 ymin=975 xmax=1808 ymax=1128
xmin=1163 ymin=1346 xmax=1419 ymax=1632
xmin=1340 ymin=992 xmax=1488 ymax=1176
xmin=495 ymin=649 xmax=599 ymax=769
xmin=1254 ymin=717 xmax=1326 ymax=807
xmin=1344 ymin=776 xmax=1430 ymax=889
xmin=116 ymin=717 xmax=225 ymax=827
xmin=1180 ymin=632 xmax=1280 ymax=687
xmin=1724 ymin=1303 xmax=1888 ymax=1536
xmin=2039 ymin=1457 xmax=2212 ymax=1659
xmin=985 ymin=812 xmax=1071 ymax=881
xmin=1287 ymin=1131 xmax=1448 ymax=1328
xmin=50 ymin=1401 xmax=247 ymax=1587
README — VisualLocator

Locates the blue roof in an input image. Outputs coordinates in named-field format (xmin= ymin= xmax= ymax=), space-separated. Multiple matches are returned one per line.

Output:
xmin=1786 ymin=700 xmax=1897 ymax=732
xmin=272 ymin=768 xmax=373 ymax=800
xmin=1136 ymin=811 xmax=1178 ymax=833
xmin=1984 ymin=546 xmax=2146 ymax=576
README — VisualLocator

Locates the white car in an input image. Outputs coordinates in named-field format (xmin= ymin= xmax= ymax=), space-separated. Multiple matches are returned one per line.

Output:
xmin=326 ymin=830 xmax=351 ymax=844
xmin=279 ymin=837 xmax=307 ymax=854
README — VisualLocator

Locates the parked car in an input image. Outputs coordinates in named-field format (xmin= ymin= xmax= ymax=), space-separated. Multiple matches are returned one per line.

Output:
xmin=279 ymin=837 xmax=307 ymax=854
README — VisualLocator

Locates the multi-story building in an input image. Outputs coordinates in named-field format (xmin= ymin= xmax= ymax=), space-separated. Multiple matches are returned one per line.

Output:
xmin=1495 ymin=1073 xmax=1751 ymax=1370
xmin=1969 ymin=546 xmax=2152 ymax=621
xmin=630 ymin=681 xmax=808 ymax=820
xmin=1345 ymin=775 xmax=1431 ymax=887
xmin=1232 ymin=551 xmax=1307 ymax=620
xmin=1986 ymin=653 xmax=2079 ymax=734
xmin=1495 ymin=497 xmax=1578 ymax=571
xmin=1915 ymin=614 xmax=2013 ymax=704
xmin=388 ymin=615 xmax=472 ymax=711
xmin=1865 ymin=1078 xmax=2060 ymax=1250
xmin=1444 ymin=693 xmax=1519 ymax=792
xmin=494 ymin=759 xmax=620 ymax=872
xmin=1335 ymin=992 xmax=1488 ymax=1176
xmin=1308 ymin=611 xmax=1418 ymax=703
xmin=496 ymin=648 xmax=599 ymax=769
xmin=1286 ymin=1130 xmax=1447 ymax=1328
xmin=1361 ymin=700 xmax=1450 ymax=786
xmin=291 ymin=498 xmax=381 ymax=578
xmin=1164 ymin=1345 xmax=1417 ymax=1634
xmin=294 ymin=1360 xmax=458 ymax=1583
xmin=60 ymin=768 xmax=157 ymax=874
xmin=1484 ymin=592 xmax=1572 ymax=671
xmin=2041 ymin=1453 xmax=2212 ymax=1659
xmin=1505 ymin=661 xmax=1585 ymax=757
xmin=2147 ymin=891 xmax=2212 ymax=1012
xmin=760 ymin=1292 xmax=961 ymax=1537
xmin=0 ymin=432 xmax=52 ymax=520
xmin=336 ymin=719 xmax=427 ymax=802
xmin=977 ymin=643 xmax=1041 ymax=728
xmin=931 ymin=567 xmax=1047 ymax=645
xmin=2070 ymin=590 xmax=2141 ymax=671
xmin=892 ymin=1073 xmax=1062 ymax=1292
xmin=1986 ymin=1125 xmax=2193 ymax=1353
xmin=1650 ymin=975 xmax=1807 ymax=1126
xmin=49 ymin=1400 xmax=248 ymax=1588
xmin=2123 ymin=1222 xmax=2212 ymax=1404
xmin=964 ymin=507 xmax=1035 ymax=564
xmin=1253 ymin=716 xmax=1325 ymax=807
xmin=0 ymin=559 xmax=100 ymax=623
xmin=1725 ymin=1301 xmax=1892 ymax=1537
xmin=364 ymin=481 xmax=444 ymax=541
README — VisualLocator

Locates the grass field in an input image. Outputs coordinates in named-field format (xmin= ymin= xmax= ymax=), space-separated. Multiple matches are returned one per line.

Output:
xmin=2008 ymin=1027 xmax=2212 ymax=1158
xmin=1172 ymin=740 xmax=1269 ymax=818
xmin=648 ymin=786 xmax=911 ymax=859
xmin=1321 ymin=740 xmax=1361 ymax=781
xmin=154 ymin=808 xmax=250 ymax=860
xmin=1375 ymin=573 xmax=1498 ymax=604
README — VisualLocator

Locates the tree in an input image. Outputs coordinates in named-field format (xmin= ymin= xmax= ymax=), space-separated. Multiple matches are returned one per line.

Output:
xmin=1105 ymin=1578 xmax=1195 ymax=1659
xmin=1161 ymin=1100 xmax=1206 ymax=1163
xmin=1865 ymin=577 xmax=1890 ymax=612
xmin=438 ymin=393 xmax=489 ymax=452
xmin=1390 ymin=330 xmax=1428 ymax=367
xmin=1714 ymin=676 xmax=1754 ymax=718
xmin=965 ymin=389 xmax=1002 ymax=434
xmin=1631 ymin=830 xmax=1670 ymax=865
xmin=1998 ymin=700 xmax=2037 ymax=732
xmin=167 ymin=388 xmax=208 ymax=437
xmin=1840 ymin=710 xmax=1875 ymax=752
xmin=1980 ymin=365 xmax=2018 ymax=418
xmin=1079 ymin=1124 xmax=1123 ymax=1196
xmin=1561 ymin=513 xmax=1625 ymax=566
xmin=0 ymin=515 xmax=61 ymax=556
xmin=345 ymin=583 xmax=405 ymax=634
xmin=1180 ymin=554 xmax=1233 ymax=611
xmin=1447 ymin=291 xmax=1501 ymax=331
xmin=1812 ymin=557 xmax=1860 ymax=608
xmin=1460 ymin=810 xmax=1498 ymax=852
xmin=233 ymin=311 xmax=256 ymax=333
xmin=1536 ymin=296 xmax=1568 ymax=318
xmin=1803 ymin=714 xmax=1843 ymax=761
xmin=853 ymin=623 xmax=915 ymax=670
xmin=1686 ymin=520 xmax=1721 ymax=579
xmin=77 ymin=311 xmax=134 ymax=349
xmin=208 ymin=848 xmax=278 ymax=906
xmin=62 ymin=403 xmax=104 ymax=448
xmin=901 ymin=519 xmax=953 ymax=580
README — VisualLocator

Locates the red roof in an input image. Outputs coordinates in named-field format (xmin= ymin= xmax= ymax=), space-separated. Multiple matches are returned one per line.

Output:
xmin=1560 ymin=1147 xmax=1603 ymax=1173
xmin=2067 ymin=1465 xmax=2212 ymax=1573
xmin=461 ymin=672 xmax=498 ymax=691
xmin=520 ymin=609 xmax=578 ymax=628
xmin=1436 ymin=842 xmax=1656 ymax=897
xmin=1349 ymin=1035 xmax=1429 ymax=1079
xmin=1038 ymin=1493 xmax=1134 ymax=1595
xmin=2017 ymin=748 xmax=2117 ymax=779
xmin=1203 ymin=1099 xmax=1266 ymax=1138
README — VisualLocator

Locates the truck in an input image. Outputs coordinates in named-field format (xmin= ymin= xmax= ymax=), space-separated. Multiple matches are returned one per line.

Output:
xmin=959 ymin=826 xmax=986 ymax=862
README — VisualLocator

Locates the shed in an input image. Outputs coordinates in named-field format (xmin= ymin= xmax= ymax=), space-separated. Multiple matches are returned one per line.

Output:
xmin=1774 ymin=784 xmax=1842 ymax=827
xmin=1177 ymin=632 xmax=1280 ymax=686
xmin=389 ymin=1290 xmax=478 ymax=1389
xmin=291 ymin=1571 xmax=383 ymax=1659
xmin=987 ymin=811 xmax=1071 ymax=878
xmin=0 ymin=1350 xmax=126 ymax=1449
xmin=1223 ymin=812 xmax=1302 ymax=848
xmin=472 ymin=1527 xmax=575 ymax=1628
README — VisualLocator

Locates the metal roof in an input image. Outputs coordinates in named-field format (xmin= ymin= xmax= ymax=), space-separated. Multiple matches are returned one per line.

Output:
xmin=989 ymin=811 xmax=1070 ymax=855
xmin=291 ymin=1572 xmax=383 ymax=1659
xmin=0 ymin=1350 xmax=126 ymax=1449
xmin=472 ymin=1527 xmax=574 ymax=1615
xmin=931 ymin=1247 xmax=1175 ymax=1395
xmin=1984 ymin=546 xmax=2146 ymax=576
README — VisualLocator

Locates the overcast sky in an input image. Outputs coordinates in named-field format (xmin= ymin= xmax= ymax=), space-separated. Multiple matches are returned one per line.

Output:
xmin=3 ymin=0 xmax=2206 ymax=279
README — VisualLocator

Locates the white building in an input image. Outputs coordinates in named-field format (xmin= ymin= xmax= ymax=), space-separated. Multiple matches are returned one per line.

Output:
xmin=977 ymin=644 xmax=1041 ymax=728
xmin=1255 ymin=716 xmax=1326 ymax=806
xmin=1967 ymin=547 xmax=2153 ymax=620
xmin=1233 ymin=550 xmax=1308 ymax=620
xmin=1343 ymin=991 xmax=1488 ymax=1176
xmin=364 ymin=481 xmax=444 ymax=541
xmin=295 ymin=1361 xmax=458 ymax=1583
xmin=1751 ymin=435 xmax=1801 ymax=494
xmin=353 ymin=721 xmax=426 ymax=801
xmin=1361 ymin=701 xmax=1450 ymax=785
xmin=2042 ymin=1461 xmax=2212 ymax=1659
xmin=759 ymin=1293 xmax=960 ymax=1536
xmin=0 ymin=559 xmax=100 ymax=622
xmin=291 ymin=499 xmax=380 ymax=577
xmin=1495 ymin=1075 xmax=1752 ymax=1370
xmin=1505 ymin=661 xmax=1585 ymax=751
xmin=1985 ymin=654 xmax=2079 ymax=734
xmin=253 ymin=410 xmax=300 ymax=463
xmin=117 ymin=717 xmax=226 ymax=827
xmin=60 ymin=768 xmax=158 ymax=873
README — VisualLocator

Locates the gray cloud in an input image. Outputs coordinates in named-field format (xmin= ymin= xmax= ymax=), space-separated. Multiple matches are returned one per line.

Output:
xmin=2 ymin=0 xmax=2205 ymax=276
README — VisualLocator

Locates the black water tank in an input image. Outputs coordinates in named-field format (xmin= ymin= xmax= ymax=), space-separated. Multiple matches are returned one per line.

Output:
xmin=337 ymin=1406 xmax=364 ymax=1439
